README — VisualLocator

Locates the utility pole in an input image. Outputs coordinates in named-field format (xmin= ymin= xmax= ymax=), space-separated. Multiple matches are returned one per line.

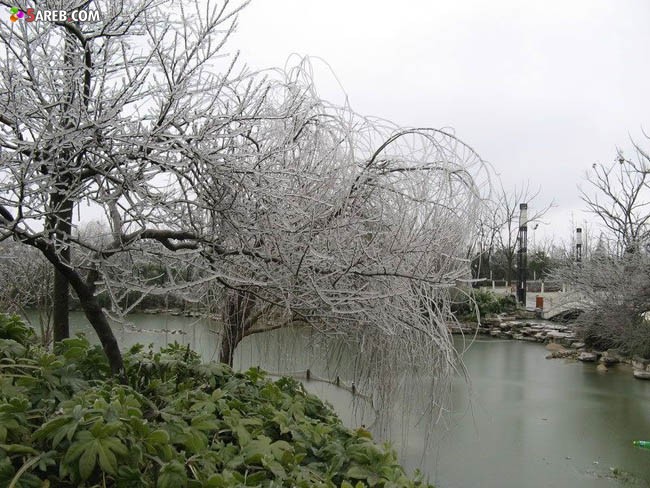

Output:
xmin=576 ymin=227 xmax=582 ymax=262
xmin=517 ymin=203 xmax=528 ymax=306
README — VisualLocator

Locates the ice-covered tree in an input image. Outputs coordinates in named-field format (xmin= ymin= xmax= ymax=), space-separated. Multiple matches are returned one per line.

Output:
xmin=0 ymin=0 xmax=489 ymax=403
xmin=554 ymin=143 xmax=650 ymax=355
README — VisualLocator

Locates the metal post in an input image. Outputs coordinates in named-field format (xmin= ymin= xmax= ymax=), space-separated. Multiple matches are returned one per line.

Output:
xmin=517 ymin=203 xmax=528 ymax=306
xmin=576 ymin=227 xmax=582 ymax=263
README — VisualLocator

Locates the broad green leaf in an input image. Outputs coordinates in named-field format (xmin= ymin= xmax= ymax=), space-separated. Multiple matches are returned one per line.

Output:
xmin=78 ymin=442 xmax=98 ymax=480
xmin=262 ymin=456 xmax=287 ymax=479
xmin=234 ymin=425 xmax=251 ymax=446
xmin=158 ymin=460 xmax=188 ymax=488
xmin=147 ymin=429 xmax=170 ymax=445
xmin=346 ymin=464 xmax=373 ymax=480
xmin=0 ymin=444 xmax=39 ymax=455
xmin=97 ymin=442 xmax=118 ymax=475
xmin=191 ymin=415 xmax=219 ymax=432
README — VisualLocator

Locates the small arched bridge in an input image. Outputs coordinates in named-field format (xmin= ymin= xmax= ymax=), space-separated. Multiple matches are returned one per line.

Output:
xmin=485 ymin=287 xmax=585 ymax=321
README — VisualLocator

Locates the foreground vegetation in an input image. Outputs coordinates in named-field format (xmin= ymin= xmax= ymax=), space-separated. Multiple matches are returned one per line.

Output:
xmin=0 ymin=314 xmax=430 ymax=487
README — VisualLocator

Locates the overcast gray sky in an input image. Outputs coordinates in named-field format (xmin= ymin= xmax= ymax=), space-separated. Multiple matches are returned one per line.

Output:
xmin=231 ymin=0 xmax=650 ymax=245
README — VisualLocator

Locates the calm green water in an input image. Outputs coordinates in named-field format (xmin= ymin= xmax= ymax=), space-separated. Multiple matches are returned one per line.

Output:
xmin=36 ymin=312 xmax=650 ymax=487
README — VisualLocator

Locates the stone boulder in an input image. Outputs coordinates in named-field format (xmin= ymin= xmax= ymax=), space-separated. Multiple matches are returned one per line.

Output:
xmin=633 ymin=370 xmax=650 ymax=380
xmin=546 ymin=350 xmax=576 ymax=359
xmin=632 ymin=357 xmax=650 ymax=371
xmin=578 ymin=352 xmax=599 ymax=362
xmin=600 ymin=351 xmax=622 ymax=365
xmin=545 ymin=342 xmax=566 ymax=352
xmin=521 ymin=327 xmax=535 ymax=337
xmin=546 ymin=331 xmax=576 ymax=347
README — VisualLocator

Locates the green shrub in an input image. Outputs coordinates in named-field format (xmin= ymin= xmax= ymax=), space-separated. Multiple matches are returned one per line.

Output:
xmin=0 ymin=314 xmax=431 ymax=487
xmin=451 ymin=289 xmax=517 ymax=322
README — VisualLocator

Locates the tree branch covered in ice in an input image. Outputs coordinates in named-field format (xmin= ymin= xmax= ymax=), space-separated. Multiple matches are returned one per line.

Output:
xmin=553 ymin=142 xmax=650 ymax=356
xmin=0 ymin=0 xmax=489 ymax=419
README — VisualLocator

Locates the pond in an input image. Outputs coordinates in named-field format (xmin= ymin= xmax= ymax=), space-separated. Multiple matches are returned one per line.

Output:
xmin=32 ymin=311 xmax=650 ymax=488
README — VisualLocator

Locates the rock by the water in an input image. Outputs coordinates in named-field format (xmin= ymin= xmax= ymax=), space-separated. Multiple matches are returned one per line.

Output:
xmin=600 ymin=351 xmax=622 ymax=365
xmin=596 ymin=363 xmax=608 ymax=373
xmin=546 ymin=330 xmax=571 ymax=339
xmin=578 ymin=352 xmax=598 ymax=362
xmin=451 ymin=317 xmax=584 ymax=350
xmin=546 ymin=350 xmax=576 ymax=359
xmin=633 ymin=370 xmax=650 ymax=380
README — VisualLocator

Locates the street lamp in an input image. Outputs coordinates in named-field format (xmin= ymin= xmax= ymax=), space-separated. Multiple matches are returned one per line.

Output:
xmin=517 ymin=203 xmax=528 ymax=306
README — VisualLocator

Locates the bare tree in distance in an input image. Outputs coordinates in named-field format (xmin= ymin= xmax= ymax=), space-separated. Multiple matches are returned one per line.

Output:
xmin=474 ymin=182 xmax=553 ymax=283
xmin=0 ymin=0 xmax=489 ymax=417
xmin=554 ymin=141 xmax=650 ymax=356
xmin=580 ymin=148 xmax=650 ymax=256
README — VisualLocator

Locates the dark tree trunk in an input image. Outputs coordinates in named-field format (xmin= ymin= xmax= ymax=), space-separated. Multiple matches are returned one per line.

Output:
xmin=72 ymin=267 xmax=125 ymax=379
xmin=51 ymin=29 xmax=79 ymax=342
xmin=50 ymin=195 xmax=73 ymax=342
xmin=78 ymin=291 xmax=125 ymax=379
xmin=219 ymin=321 xmax=243 ymax=367
xmin=35 ymin=239 xmax=126 ymax=380
xmin=52 ymin=268 xmax=70 ymax=341
xmin=219 ymin=289 xmax=255 ymax=366
xmin=506 ymin=251 xmax=515 ymax=285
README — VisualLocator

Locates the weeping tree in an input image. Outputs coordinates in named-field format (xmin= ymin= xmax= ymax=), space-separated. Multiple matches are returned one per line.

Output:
xmin=0 ymin=0 xmax=489 ymax=413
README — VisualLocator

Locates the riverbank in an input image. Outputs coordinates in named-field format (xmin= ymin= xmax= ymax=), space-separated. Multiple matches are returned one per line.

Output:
xmin=449 ymin=313 xmax=577 ymax=346
xmin=450 ymin=314 xmax=650 ymax=380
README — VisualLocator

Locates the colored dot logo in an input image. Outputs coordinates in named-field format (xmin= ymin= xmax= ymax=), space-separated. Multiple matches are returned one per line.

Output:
xmin=10 ymin=7 xmax=24 ymax=22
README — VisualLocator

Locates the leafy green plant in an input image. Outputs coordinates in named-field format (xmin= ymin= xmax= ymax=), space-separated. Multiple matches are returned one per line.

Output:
xmin=0 ymin=314 xmax=432 ymax=487
xmin=0 ymin=313 xmax=35 ymax=344
xmin=451 ymin=289 xmax=517 ymax=322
